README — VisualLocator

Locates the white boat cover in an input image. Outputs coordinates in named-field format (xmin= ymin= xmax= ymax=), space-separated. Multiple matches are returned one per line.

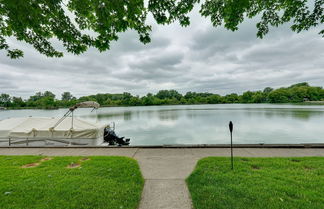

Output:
xmin=0 ymin=117 xmax=106 ymax=139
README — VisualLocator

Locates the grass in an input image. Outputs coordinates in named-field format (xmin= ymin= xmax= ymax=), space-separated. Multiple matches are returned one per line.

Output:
xmin=187 ymin=157 xmax=324 ymax=209
xmin=0 ymin=156 xmax=144 ymax=209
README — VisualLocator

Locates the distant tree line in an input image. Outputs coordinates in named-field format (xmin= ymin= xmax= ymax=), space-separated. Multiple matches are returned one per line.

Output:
xmin=1 ymin=82 xmax=324 ymax=109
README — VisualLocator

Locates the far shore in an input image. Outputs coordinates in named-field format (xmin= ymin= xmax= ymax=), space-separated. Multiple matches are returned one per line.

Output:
xmin=1 ymin=102 xmax=324 ymax=111
xmin=303 ymin=101 xmax=324 ymax=105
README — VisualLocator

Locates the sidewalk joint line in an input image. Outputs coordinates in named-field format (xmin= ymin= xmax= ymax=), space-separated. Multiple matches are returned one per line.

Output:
xmin=132 ymin=147 xmax=139 ymax=158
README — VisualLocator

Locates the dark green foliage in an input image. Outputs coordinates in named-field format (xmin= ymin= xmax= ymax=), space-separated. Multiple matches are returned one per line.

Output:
xmin=187 ymin=157 xmax=324 ymax=209
xmin=10 ymin=97 xmax=25 ymax=108
xmin=61 ymin=92 xmax=74 ymax=101
xmin=201 ymin=0 xmax=324 ymax=39
xmin=263 ymin=87 xmax=273 ymax=93
xmin=223 ymin=93 xmax=239 ymax=103
xmin=0 ymin=93 xmax=10 ymax=107
xmin=1 ymin=82 xmax=324 ymax=109
xmin=24 ymin=91 xmax=60 ymax=109
xmin=241 ymin=91 xmax=254 ymax=103
xmin=289 ymin=82 xmax=310 ymax=88
xmin=156 ymin=90 xmax=182 ymax=100
xmin=0 ymin=0 xmax=323 ymax=58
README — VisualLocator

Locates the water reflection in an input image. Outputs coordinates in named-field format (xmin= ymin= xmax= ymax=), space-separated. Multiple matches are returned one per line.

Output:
xmin=158 ymin=110 xmax=179 ymax=121
xmin=1 ymin=104 xmax=324 ymax=145
xmin=244 ymin=108 xmax=324 ymax=121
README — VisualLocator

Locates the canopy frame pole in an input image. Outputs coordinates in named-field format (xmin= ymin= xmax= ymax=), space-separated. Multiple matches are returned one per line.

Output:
xmin=51 ymin=109 xmax=73 ymax=130
xmin=51 ymin=101 xmax=100 ymax=130
xmin=71 ymin=111 xmax=74 ymax=129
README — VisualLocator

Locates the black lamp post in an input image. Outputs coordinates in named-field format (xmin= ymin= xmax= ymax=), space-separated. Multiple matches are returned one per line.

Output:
xmin=229 ymin=121 xmax=234 ymax=170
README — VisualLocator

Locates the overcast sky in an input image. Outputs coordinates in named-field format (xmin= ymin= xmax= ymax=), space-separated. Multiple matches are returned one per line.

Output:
xmin=0 ymin=6 xmax=323 ymax=99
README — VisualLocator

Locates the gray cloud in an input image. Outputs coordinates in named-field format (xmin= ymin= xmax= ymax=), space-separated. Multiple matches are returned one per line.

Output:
xmin=0 ymin=8 xmax=323 ymax=99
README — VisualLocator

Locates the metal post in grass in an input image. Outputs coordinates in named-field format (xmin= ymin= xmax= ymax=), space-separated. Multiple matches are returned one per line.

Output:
xmin=229 ymin=121 xmax=234 ymax=170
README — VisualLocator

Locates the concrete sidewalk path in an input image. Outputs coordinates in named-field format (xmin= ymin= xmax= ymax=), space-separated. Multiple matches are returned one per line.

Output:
xmin=1 ymin=147 xmax=323 ymax=209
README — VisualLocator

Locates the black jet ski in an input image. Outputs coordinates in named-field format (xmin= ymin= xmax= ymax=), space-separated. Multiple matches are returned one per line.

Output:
xmin=103 ymin=127 xmax=130 ymax=146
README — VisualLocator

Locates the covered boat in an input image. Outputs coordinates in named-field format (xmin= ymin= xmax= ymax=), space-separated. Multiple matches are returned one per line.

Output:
xmin=0 ymin=101 xmax=107 ymax=146
xmin=0 ymin=101 xmax=130 ymax=146
xmin=0 ymin=117 xmax=106 ymax=146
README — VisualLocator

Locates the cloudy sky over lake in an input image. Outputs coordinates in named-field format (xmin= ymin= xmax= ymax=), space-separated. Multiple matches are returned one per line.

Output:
xmin=0 ymin=5 xmax=323 ymax=99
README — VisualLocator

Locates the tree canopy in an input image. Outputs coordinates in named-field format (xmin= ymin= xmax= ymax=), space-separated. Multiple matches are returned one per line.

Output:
xmin=1 ymin=82 xmax=324 ymax=109
xmin=0 ymin=0 xmax=323 ymax=58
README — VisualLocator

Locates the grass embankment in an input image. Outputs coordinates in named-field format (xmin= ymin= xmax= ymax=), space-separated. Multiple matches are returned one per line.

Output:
xmin=0 ymin=156 xmax=144 ymax=209
xmin=187 ymin=157 xmax=324 ymax=209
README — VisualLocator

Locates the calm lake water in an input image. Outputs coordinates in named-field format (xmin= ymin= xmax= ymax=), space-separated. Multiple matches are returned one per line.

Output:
xmin=1 ymin=104 xmax=324 ymax=145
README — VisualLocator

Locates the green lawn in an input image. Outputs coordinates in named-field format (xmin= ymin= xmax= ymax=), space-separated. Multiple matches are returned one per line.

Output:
xmin=187 ymin=157 xmax=324 ymax=209
xmin=0 ymin=156 xmax=144 ymax=209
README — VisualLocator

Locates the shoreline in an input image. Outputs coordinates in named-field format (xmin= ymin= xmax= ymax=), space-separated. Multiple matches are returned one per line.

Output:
xmin=1 ymin=102 xmax=324 ymax=110
xmin=1 ymin=143 xmax=324 ymax=149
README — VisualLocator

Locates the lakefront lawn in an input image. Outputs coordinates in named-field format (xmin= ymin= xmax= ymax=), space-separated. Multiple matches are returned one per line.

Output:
xmin=0 ymin=156 xmax=144 ymax=209
xmin=187 ymin=157 xmax=324 ymax=209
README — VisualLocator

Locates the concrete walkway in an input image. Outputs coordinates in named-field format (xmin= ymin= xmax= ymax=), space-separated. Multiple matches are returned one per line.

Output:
xmin=1 ymin=147 xmax=323 ymax=209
